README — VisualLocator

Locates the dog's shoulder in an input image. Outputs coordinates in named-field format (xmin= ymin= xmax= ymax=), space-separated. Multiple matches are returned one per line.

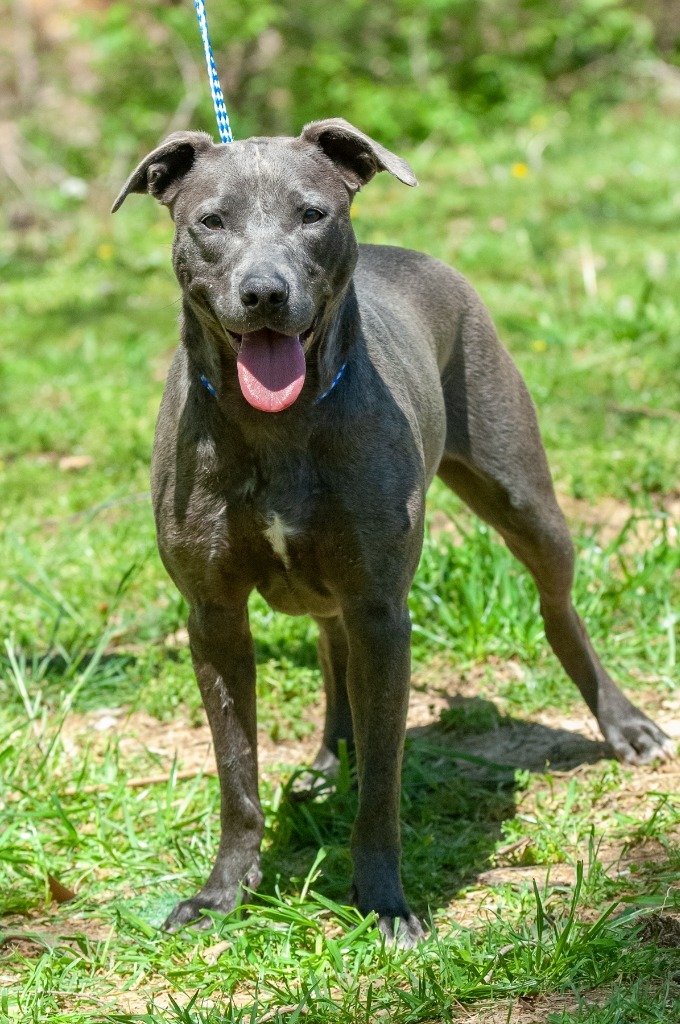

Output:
xmin=356 ymin=243 xmax=473 ymax=305
xmin=356 ymin=243 xmax=446 ymax=276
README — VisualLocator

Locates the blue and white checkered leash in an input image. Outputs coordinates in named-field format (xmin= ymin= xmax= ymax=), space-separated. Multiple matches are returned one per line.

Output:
xmin=194 ymin=0 xmax=232 ymax=143
xmin=193 ymin=1 xmax=347 ymax=405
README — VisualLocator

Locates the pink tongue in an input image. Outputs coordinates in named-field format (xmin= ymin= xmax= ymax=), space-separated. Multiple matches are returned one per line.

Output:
xmin=237 ymin=329 xmax=306 ymax=412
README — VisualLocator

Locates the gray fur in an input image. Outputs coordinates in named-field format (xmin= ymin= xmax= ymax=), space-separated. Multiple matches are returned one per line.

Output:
xmin=114 ymin=119 xmax=673 ymax=947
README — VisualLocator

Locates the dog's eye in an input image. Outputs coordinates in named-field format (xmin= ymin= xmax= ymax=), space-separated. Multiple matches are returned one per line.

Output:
xmin=202 ymin=214 xmax=224 ymax=231
xmin=302 ymin=208 xmax=325 ymax=224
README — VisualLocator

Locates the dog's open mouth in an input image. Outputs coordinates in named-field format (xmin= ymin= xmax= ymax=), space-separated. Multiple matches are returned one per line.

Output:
xmin=231 ymin=328 xmax=306 ymax=413
xmin=228 ymin=323 xmax=315 ymax=414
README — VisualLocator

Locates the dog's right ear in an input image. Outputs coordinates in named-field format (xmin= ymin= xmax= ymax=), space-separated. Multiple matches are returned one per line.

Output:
xmin=112 ymin=131 xmax=214 ymax=213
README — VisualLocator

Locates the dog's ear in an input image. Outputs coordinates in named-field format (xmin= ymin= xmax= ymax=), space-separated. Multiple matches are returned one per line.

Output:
xmin=111 ymin=131 xmax=215 ymax=213
xmin=300 ymin=118 xmax=418 ymax=191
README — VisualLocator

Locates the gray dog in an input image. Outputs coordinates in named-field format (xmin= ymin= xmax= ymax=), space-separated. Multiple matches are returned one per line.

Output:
xmin=113 ymin=119 xmax=673 ymax=946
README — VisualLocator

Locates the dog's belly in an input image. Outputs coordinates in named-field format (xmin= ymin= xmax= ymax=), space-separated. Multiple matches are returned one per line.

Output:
xmin=256 ymin=573 xmax=339 ymax=618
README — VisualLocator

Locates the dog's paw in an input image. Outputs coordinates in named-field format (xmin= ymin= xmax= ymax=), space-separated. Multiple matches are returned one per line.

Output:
xmin=603 ymin=711 xmax=675 ymax=766
xmin=288 ymin=770 xmax=332 ymax=802
xmin=377 ymin=912 xmax=425 ymax=949
xmin=161 ymin=892 xmax=236 ymax=934
xmin=288 ymin=745 xmax=340 ymax=803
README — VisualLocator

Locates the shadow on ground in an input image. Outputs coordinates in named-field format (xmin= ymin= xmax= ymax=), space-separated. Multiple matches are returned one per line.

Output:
xmin=262 ymin=695 xmax=612 ymax=915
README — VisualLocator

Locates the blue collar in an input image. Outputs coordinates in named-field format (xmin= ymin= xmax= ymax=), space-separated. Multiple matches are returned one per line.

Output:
xmin=199 ymin=374 xmax=217 ymax=397
xmin=314 ymin=361 xmax=347 ymax=404
xmin=199 ymin=362 xmax=347 ymax=405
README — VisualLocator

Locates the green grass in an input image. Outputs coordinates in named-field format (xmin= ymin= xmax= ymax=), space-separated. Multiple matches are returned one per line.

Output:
xmin=1 ymin=106 xmax=679 ymax=1022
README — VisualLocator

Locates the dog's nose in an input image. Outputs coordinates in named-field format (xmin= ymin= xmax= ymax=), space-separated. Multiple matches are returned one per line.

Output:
xmin=239 ymin=273 xmax=289 ymax=311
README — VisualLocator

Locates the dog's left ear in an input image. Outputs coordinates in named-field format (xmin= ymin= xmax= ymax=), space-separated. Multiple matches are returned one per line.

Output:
xmin=112 ymin=131 xmax=215 ymax=213
xmin=300 ymin=118 xmax=418 ymax=191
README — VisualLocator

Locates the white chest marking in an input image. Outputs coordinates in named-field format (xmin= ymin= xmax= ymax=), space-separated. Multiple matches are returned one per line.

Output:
xmin=264 ymin=513 xmax=294 ymax=568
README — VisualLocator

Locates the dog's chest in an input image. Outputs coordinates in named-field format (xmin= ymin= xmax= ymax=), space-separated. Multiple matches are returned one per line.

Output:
xmin=182 ymin=444 xmax=338 ymax=615
xmin=224 ymin=451 xmax=311 ymax=551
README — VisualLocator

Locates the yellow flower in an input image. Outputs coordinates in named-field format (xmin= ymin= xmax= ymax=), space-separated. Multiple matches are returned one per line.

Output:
xmin=511 ymin=162 xmax=529 ymax=179
xmin=97 ymin=243 xmax=114 ymax=260
xmin=532 ymin=338 xmax=548 ymax=352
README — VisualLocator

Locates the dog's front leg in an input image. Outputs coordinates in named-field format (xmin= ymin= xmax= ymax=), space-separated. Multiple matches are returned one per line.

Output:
xmin=343 ymin=600 xmax=424 ymax=948
xmin=163 ymin=601 xmax=264 ymax=932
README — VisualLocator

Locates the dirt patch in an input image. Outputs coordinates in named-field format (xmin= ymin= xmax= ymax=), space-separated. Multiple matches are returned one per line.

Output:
xmin=0 ymin=906 xmax=114 ymax=946
xmin=465 ymin=989 xmax=612 ymax=1024
xmin=55 ymin=655 xmax=475 ymax=779
xmin=60 ymin=704 xmax=216 ymax=778
xmin=475 ymin=863 xmax=578 ymax=890
xmin=429 ymin=490 xmax=680 ymax=554
xmin=0 ymin=935 xmax=52 ymax=958
xmin=639 ymin=911 xmax=680 ymax=948
xmin=558 ymin=492 xmax=680 ymax=548
xmin=52 ymin=991 xmax=179 ymax=1017
xmin=59 ymin=651 xmax=679 ymax=787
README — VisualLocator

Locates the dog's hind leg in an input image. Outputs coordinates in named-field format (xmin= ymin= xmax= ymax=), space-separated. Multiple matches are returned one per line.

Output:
xmin=315 ymin=614 xmax=354 ymax=764
xmin=291 ymin=615 xmax=354 ymax=799
xmin=437 ymin=310 xmax=674 ymax=765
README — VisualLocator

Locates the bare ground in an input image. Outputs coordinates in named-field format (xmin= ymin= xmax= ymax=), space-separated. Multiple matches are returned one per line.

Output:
xmin=59 ymin=647 xmax=680 ymax=788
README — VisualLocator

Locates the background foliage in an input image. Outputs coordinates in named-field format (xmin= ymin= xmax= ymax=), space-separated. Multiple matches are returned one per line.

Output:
xmin=2 ymin=0 xmax=680 ymax=200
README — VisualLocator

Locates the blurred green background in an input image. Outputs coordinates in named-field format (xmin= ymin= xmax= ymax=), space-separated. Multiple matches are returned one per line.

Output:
xmin=2 ymin=0 xmax=680 ymax=203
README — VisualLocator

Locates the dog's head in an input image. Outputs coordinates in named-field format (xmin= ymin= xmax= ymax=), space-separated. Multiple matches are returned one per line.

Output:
xmin=113 ymin=119 xmax=416 ymax=412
